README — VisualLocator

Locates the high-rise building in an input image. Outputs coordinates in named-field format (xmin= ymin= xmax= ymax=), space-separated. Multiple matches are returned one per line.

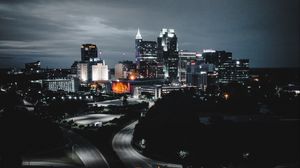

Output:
xmin=135 ymin=28 xmax=143 ymax=61
xmin=77 ymin=61 xmax=108 ymax=82
xmin=217 ymin=59 xmax=250 ymax=84
xmin=186 ymin=61 xmax=212 ymax=90
xmin=76 ymin=44 xmax=109 ymax=83
xmin=115 ymin=63 xmax=125 ymax=79
xmin=91 ymin=61 xmax=108 ymax=81
xmin=202 ymin=50 xmax=232 ymax=66
xmin=77 ymin=62 xmax=89 ymax=82
xmin=178 ymin=50 xmax=201 ymax=83
xmin=115 ymin=61 xmax=136 ymax=79
xmin=135 ymin=29 xmax=158 ymax=78
xmin=157 ymin=28 xmax=179 ymax=81
xmin=81 ymin=44 xmax=98 ymax=62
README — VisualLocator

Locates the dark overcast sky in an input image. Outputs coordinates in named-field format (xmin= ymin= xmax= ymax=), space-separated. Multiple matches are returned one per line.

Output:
xmin=0 ymin=0 xmax=299 ymax=68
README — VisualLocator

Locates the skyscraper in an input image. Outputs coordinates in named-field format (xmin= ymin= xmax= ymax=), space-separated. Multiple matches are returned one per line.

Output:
xmin=135 ymin=29 xmax=158 ymax=78
xmin=135 ymin=28 xmax=143 ymax=62
xmin=76 ymin=44 xmax=109 ymax=82
xmin=178 ymin=50 xmax=201 ymax=83
xmin=81 ymin=44 xmax=98 ymax=62
xmin=115 ymin=63 xmax=126 ymax=79
xmin=157 ymin=28 xmax=179 ymax=81
xmin=202 ymin=50 xmax=232 ymax=66
xmin=115 ymin=61 xmax=136 ymax=79
xmin=77 ymin=62 xmax=89 ymax=82
xmin=186 ymin=61 xmax=209 ymax=90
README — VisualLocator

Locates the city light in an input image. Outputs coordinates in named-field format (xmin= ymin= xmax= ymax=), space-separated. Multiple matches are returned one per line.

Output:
xmin=129 ymin=75 xmax=136 ymax=80
xmin=224 ymin=93 xmax=229 ymax=100
xmin=112 ymin=81 xmax=130 ymax=94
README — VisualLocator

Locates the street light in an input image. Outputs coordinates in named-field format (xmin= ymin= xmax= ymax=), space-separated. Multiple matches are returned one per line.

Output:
xmin=224 ymin=93 xmax=229 ymax=100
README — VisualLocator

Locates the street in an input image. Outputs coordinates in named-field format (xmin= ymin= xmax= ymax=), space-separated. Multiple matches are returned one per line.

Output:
xmin=112 ymin=121 xmax=182 ymax=168
xmin=65 ymin=114 xmax=123 ymax=125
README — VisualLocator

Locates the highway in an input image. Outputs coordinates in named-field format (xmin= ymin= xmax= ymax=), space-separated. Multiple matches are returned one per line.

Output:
xmin=88 ymin=97 xmax=141 ymax=107
xmin=112 ymin=121 xmax=182 ymax=168
xmin=65 ymin=113 xmax=123 ymax=125
xmin=22 ymin=160 xmax=80 ymax=167
xmin=64 ymin=128 xmax=110 ymax=168
xmin=23 ymin=128 xmax=110 ymax=168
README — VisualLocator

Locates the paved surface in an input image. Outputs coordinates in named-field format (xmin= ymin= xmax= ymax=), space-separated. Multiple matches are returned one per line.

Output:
xmin=22 ymin=160 xmax=80 ymax=167
xmin=22 ymin=129 xmax=110 ymax=168
xmin=66 ymin=114 xmax=123 ymax=125
xmin=112 ymin=121 xmax=182 ymax=168
xmin=64 ymin=128 xmax=110 ymax=168
xmin=88 ymin=98 xmax=141 ymax=107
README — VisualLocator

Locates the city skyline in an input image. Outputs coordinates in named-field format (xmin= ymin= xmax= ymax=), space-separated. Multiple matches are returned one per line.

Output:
xmin=0 ymin=0 xmax=299 ymax=68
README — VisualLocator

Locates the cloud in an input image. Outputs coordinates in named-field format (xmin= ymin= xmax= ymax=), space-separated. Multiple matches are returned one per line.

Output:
xmin=0 ymin=0 xmax=299 ymax=68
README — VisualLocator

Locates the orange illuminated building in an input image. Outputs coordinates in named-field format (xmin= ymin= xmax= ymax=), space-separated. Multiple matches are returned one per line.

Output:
xmin=112 ymin=81 xmax=130 ymax=94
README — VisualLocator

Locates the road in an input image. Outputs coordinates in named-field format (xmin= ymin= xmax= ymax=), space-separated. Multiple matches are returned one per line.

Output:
xmin=22 ymin=160 xmax=80 ymax=167
xmin=88 ymin=97 xmax=141 ymax=107
xmin=65 ymin=113 xmax=123 ymax=125
xmin=112 ymin=121 xmax=182 ymax=168
xmin=64 ymin=128 xmax=110 ymax=168
xmin=23 ymin=128 xmax=110 ymax=168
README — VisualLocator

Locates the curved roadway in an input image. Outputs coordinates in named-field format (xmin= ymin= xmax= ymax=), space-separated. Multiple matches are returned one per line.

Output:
xmin=112 ymin=121 xmax=182 ymax=168
xmin=64 ymin=128 xmax=110 ymax=168
xmin=23 ymin=128 xmax=110 ymax=168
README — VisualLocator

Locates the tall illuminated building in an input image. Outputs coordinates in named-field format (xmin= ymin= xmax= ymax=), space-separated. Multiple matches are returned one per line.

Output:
xmin=135 ymin=28 xmax=158 ymax=78
xmin=76 ymin=44 xmax=109 ymax=82
xmin=201 ymin=49 xmax=249 ymax=84
xmin=115 ymin=63 xmax=126 ymax=79
xmin=186 ymin=61 xmax=210 ymax=90
xmin=81 ymin=44 xmax=98 ymax=62
xmin=178 ymin=50 xmax=201 ymax=83
xmin=202 ymin=49 xmax=232 ymax=66
xmin=91 ymin=60 xmax=108 ymax=81
xmin=157 ymin=28 xmax=179 ymax=81
xmin=115 ymin=61 xmax=137 ymax=79
xmin=135 ymin=28 xmax=143 ymax=61
xmin=77 ymin=62 xmax=89 ymax=82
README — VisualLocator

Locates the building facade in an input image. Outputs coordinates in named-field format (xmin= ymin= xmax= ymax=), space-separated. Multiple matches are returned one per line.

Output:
xmin=77 ymin=62 xmax=89 ymax=82
xmin=115 ymin=63 xmax=125 ymax=79
xmin=178 ymin=50 xmax=201 ymax=83
xmin=202 ymin=50 xmax=232 ymax=66
xmin=217 ymin=59 xmax=250 ymax=84
xmin=43 ymin=77 xmax=80 ymax=93
xmin=76 ymin=44 xmax=109 ymax=83
xmin=91 ymin=61 xmax=109 ymax=81
xmin=114 ymin=61 xmax=136 ymax=79
xmin=81 ymin=44 xmax=98 ymax=62
xmin=135 ymin=29 xmax=158 ymax=79
xmin=25 ymin=61 xmax=41 ymax=73
xmin=157 ymin=28 xmax=179 ymax=81
xmin=186 ymin=61 xmax=211 ymax=90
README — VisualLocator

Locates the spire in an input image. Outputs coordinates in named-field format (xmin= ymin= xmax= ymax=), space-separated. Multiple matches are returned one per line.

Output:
xmin=135 ymin=28 xmax=142 ymax=40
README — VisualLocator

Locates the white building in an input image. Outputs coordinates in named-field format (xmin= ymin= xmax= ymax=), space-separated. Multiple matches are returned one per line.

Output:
xmin=77 ymin=62 xmax=88 ymax=82
xmin=92 ymin=62 xmax=109 ymax=81
xmin=43 ymin=77 xmax=80 ymax=92
xmin=115 ymin=63 xmax=126 ymax=79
